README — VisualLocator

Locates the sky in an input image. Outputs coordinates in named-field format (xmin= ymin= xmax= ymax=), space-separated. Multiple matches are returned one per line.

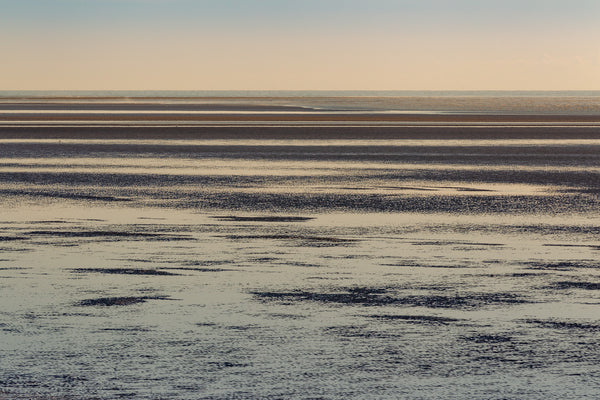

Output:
xmin=1 ymin=0 xmax=599 ymax=90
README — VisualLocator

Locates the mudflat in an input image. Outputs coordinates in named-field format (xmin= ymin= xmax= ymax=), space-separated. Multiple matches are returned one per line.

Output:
xmin=1 ymin=96 xmax=599 ymax=399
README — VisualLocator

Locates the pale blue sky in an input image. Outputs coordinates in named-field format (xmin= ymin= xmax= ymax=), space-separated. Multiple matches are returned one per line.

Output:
xmin=1 ymin=0 xmax=599 ymax=89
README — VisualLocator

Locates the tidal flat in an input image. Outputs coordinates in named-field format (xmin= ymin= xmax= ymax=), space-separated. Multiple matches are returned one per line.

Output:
xmin=1 ymin=96 xmax=600 ymax=399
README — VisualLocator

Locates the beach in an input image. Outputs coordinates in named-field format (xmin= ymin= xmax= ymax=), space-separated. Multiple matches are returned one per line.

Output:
xmin=1 ymin=94 xmax=600 ymax=399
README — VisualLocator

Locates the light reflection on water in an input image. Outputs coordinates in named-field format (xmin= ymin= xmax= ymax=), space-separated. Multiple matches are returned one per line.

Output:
xmin=3 ymin=157 xmax=600 ymax=173
xmin=1 ymin=204 xmax=600 ymax=399
xmin=3 ymin=138 xmax=600 ymax=146
xmin=1 ymin=132 xmax=600 ymax=399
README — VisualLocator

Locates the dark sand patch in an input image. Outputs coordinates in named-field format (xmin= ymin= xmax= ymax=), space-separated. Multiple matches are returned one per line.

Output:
xmin=0 ymin=392 xmax=76 ymax=400
xmin=525 ymin=319 xmax=600 ymax=331
xmin=548 ymin=281 xmax=600 ymax=290
xmin=181 ymin=191 xmax=598 ymax=214
xmin=280 ymin=261 xmax=322 ymax=268
xmin=225 ymin=325 xmax=260 ymax=331
xmin=12 ymin=190 xmax=132 ymax=202
xmin=225 ymin=234 xmax=357 ymax=242
xmin=431 ymin=185 xmax=496 ymax=192
xmin=464 ymin=272 xmax=545 ymax=278
xmin=367 ymin=314 xmax=463 ymax=324
xmin=184 ymin=260 xmax=232 ymax=266
xmin=196 ymin=322 xmax=218 ymax=327
xmin=109 ymin=258 xmax=156 ymax=263
xmin=462 ymin=334 xmax=513 ymax=343
xmin=249 ymin=257 xmax=280 ymax=262
xmin=70 ymin=268 xmax=180 ymax=276
xmin=543 ymin=243 xmax=600 ymax=249
xmin=451 ymin=187 xmax=496 ymax=192
xmin=391 ymin=283 xmax=462 ymax=292
xmin=29 ymin=230 xmax=162 ymax=237
xmin=162 ymin=267 xmax=232 ymax=272
xmin=76 ymin=295 xmax=171 ymax=306
xmin=163 ymin=260 xmax=234 ymax=271
xmin=27 ymin=230 xmax=193 ymax=241
xmin=99 ymin=327 xmax=151 ymax=332
xmin=524 ymin=261 xmax=600 ymax=271
xmin=324 ymin=325 xmax=393 ymax=339
xmin=0 ymin=220 xmax=67 ymax=225
xmin=252 ymin=287 xmax=529 ymax=309
xmin=0 ymin=247 xmax=32 ymax=252
xmin=267 ymin=313 xmax=306 ymax=319
xmin=374 ymin=186 xmax=438 ymax=191
xmin=410 ymin=240 xmax=503 ymax=247
xmin=207 ymin=361 xmax=251 ymax=369
xmin=381 ymin=263 xmax=471 ymax=269
xmin=510 ymin=272 xmax=544 ymax=277
xmin=211 ymin=215 xmax=314 ymax=222
xmin=0 ymin=236 xmax=28 ymax=242
xmin=512 ymin=225 xmax=600 ymax=235
xmin=0 ymin=323 xmax=19 ymax=333
xmin=5 ymin=184 xmax=600 ymax=214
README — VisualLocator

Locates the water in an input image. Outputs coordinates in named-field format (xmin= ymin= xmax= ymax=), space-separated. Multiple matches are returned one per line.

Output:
xmin=1 ymin=90 xmax=600 ymax=115
xmin=1 ymin=96 xmax=600 ymax=399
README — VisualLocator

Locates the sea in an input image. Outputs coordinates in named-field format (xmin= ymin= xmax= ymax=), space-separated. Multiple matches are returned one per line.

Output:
xmin=0 ymin=91 xmax=599 ymax=399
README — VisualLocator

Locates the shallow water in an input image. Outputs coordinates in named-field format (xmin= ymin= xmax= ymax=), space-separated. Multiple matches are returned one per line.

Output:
xmin=1 ymin=98 xmax=600 ymax=399
xmin=1 ymin=204 xmax=600 ymax=399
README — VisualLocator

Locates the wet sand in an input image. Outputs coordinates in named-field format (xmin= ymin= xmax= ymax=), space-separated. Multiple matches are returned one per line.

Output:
xmin=3 ymin=113 xmax=600 ymax=123
xmin=2 ymin=94 xmax=600 ymax=114
xmin=2 ymin=206 xmax=600 ymax=399
xmin=1 ymin=99 xmax=600 ymax=399
xmin=2 ymin=125 xmax=600 ymax=141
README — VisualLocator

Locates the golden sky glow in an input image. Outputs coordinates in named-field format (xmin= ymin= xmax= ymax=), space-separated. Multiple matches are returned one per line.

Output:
xmin=1 ymin=0 xmax=599 ymax=90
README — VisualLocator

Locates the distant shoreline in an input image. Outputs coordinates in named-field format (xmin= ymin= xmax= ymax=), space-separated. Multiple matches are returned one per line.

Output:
xmin=2 ymin=95 xmax=599 ymax=116
xmin=1 ymin=95 xmax=598 ymax=138
xmin=2 ymin=125 xmax=600 ymax=140
xmin=1 ymin=114 xmax=600 ymax=123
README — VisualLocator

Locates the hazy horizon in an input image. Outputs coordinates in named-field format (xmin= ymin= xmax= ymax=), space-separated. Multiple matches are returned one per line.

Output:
xmin=2 ymin=0 xmax=599 ymax=91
